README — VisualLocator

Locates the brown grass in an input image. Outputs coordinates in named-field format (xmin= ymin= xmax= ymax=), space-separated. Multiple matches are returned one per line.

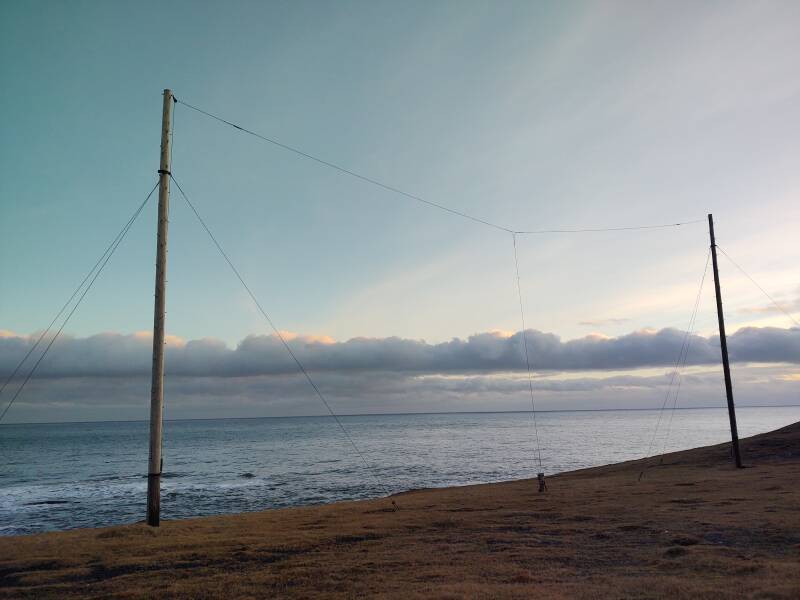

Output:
xmin=2 ymin=422 xmax=799 ymax=599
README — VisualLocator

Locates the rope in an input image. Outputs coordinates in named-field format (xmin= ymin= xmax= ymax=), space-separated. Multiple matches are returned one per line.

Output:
xmin=514 ymin=220 xmax=706 ymax=234
xmin=176 ymin=98 xmax=704 ymax=237
xmin=511 ymin=233 xmax=544 ymax=472
xmin=0 ymin=183 xmax=158 ymax=398
xmin=716 ymin=246 xmax=799 ymax=327
xmin=638 ymin=249 xmax=710 ymax=478
xmin=169 ymin=174 xmax=397 ymax=507
xmin=659 ymin=374 xmax=686 ymax=458
xmin=658 ymin=256 xmax=711 ymax=457
xmin=177 ymin=99 xmax=511 ymax=233
xmin=0 ymin=182 xmax=159 ymax=423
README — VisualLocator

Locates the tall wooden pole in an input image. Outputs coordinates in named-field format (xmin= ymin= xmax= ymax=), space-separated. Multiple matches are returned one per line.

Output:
xmin=708 ymin=213 xmax=743 ymax=468
xmin=147 ymin=89 xmax=173 ymax=526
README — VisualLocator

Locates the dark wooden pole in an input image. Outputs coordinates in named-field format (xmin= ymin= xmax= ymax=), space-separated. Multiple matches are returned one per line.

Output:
xmin=708 ymin=213 xmax=743 ymax=468
xmin=147 ymin=89 xmax=173 ymax=526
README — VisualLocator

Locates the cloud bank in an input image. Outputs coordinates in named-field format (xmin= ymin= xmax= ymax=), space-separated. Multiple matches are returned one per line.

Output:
xmin=1 ymin=326 xmax=798 ymax=379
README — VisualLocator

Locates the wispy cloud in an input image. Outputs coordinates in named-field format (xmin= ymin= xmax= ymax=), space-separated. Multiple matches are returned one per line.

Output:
xmin=738 ymin=288 xmax=800 ymax=316
xmin=578 ymin=317 xmax=632 ymax=327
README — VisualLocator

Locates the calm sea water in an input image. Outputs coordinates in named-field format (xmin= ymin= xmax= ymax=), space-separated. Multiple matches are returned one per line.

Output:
xmin=2 ymin=406 xmax=799 ymax=536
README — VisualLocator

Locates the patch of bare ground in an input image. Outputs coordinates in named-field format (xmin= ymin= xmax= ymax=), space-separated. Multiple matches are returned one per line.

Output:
xmin=1 ymin=422 xmax=799 ymax=598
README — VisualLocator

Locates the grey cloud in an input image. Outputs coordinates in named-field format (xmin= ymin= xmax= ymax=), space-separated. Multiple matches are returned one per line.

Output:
xmin=4 ymin=365 xmax=798 ymax=424
xmin=1 ymin=326 xmax=798 ymax=380
xmin=724 ymin=326 xmax=800 ymax=364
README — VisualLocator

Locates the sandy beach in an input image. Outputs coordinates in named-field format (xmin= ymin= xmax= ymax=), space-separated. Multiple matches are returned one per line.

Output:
xmin=1 ymin=421 xmax=798 ymax=599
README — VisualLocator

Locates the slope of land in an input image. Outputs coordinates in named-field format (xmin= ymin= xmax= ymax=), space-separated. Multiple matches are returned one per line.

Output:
xmin=2 ymin=422 xmax=799 ymax=599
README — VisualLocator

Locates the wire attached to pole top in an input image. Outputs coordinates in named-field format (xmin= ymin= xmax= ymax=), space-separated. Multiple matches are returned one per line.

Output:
xmin=169 ymin=173 xmax=399 ymax=509
xmin=176 ymin=96 xmax=705 ymax=237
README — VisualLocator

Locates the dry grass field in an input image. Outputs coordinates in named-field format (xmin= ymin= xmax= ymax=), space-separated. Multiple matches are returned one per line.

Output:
xmin=1 ymin=421 xmax=799 ymax=599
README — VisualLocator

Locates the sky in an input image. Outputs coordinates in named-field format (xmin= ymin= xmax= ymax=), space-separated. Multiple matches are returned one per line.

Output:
xmin=1 ymin=0 xmax=799 ymax=422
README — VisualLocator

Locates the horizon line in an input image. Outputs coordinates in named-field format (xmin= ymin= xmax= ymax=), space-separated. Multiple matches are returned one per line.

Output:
xmin=2 ymin=404 xmax=798 ymax=427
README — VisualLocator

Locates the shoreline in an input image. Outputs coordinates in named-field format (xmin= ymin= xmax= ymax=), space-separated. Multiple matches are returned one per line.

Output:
xmin=2 ymin=422 xmax=798 ymax=598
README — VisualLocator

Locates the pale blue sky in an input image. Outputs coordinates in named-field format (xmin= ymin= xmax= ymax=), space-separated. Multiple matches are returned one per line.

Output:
xmin=1 ymin=1 xmax=799 ymax=421
xmin=2 ymin=0 xmax=799 ymax=344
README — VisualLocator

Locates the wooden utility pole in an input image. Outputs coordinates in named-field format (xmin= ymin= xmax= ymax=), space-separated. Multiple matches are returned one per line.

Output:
xmin=708 ymin=213 xmax=743 ymax=469
xmin=147 ymin=89 xmax=173 ymax=526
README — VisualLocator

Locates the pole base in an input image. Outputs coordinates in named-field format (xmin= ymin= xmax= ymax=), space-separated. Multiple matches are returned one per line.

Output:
xmin=537 ymin=472 xmax=547 ymax=493
xmin=146 ymin=473 xmax=161 ymax=527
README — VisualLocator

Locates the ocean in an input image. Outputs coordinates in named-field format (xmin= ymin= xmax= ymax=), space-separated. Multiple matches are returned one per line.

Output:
xmin=2 ymin=406 xmax=799 ymax=536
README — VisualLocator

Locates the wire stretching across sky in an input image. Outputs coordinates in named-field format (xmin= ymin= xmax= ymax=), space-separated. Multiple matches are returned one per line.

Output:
xmin=0 ymin=181 xmax=159 ymax=424
xmin=638 ymin=249 xmax=711 ymax=480
xmin=512 ymin=233 xmax=544 ymax=473
xmin=176 ymin=98 xmax=705 ymax=236
xmin=170 ymin=174 xmax=397 ymax=505
xmin=0 ymin=184 xmax=154 ymax=399
xmin=717 ymin=246 xmax=800 ymax=328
